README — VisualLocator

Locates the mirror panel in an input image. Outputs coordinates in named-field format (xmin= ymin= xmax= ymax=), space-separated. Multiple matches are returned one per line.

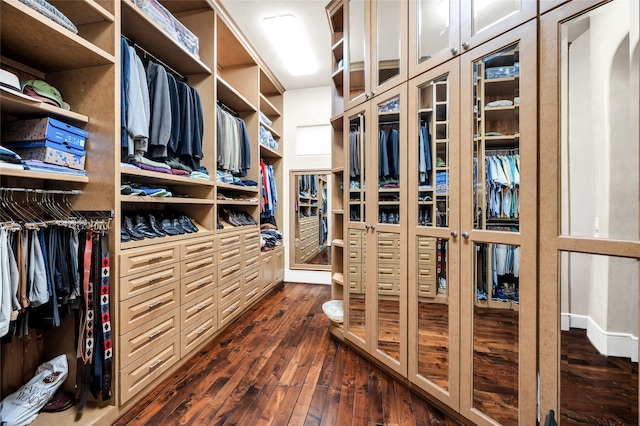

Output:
xmin=559 ymin=251 xmax=638 ymax=423
xmin=416 ymin=236 xmax=449 ymax=389
xmin=473 ymin=242 xmax=519 ymax=424
xmin=349 ymin=114 xmax=366 ymax=223
xmin=473 ymin=43 xmax=520 ymax=233
xmin=472 ymin=0 xmax=520 ymax=36
xmin=376 ymin=0 xmax=401 ymax=86
xmin=560 ymin=0 xmax=639 ymax=241
xmin=417 ymin=0 xmax=450 ymax=64
xmin=348 ymin=228 xmax=367 ymax=341
xmin=378 ymin=95 xmax=401 ymax=224
xmin=291 ymin=173 xmax=330 ymax=270
xmin=418 ymin=74 xmax=450 ymax=228
xmin=348 ymin=0 xmax=366 ymax=103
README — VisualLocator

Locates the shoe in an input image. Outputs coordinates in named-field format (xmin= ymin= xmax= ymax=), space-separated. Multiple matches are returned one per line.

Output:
xmin=172 ymin=218 xmax=186 ymax=234
xmin=124 ymin=216 xmax=144 ymax=240
xmin=161 ymin=219 xmax=180 ymax=236
xmin=381 ymin=212 xmax=387 ymax=223
xmin=149 ymin=214 xmax=167 ymax=237
xmin=477 ymin=289 xmax=487 ymax=301
xmin=418 ymin=210 xmax=424 ymax=226
xmin=135 ymin=215 xmax=157 ymax=239
xmin=178 ymin=215 xmax=198 ymax=233
xmin=121 ymin=226 xmax=131 ymax=243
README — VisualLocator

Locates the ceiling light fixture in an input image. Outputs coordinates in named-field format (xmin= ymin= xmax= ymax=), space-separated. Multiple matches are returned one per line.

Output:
xmin=262 ymin=14 xmax=317 ymax=77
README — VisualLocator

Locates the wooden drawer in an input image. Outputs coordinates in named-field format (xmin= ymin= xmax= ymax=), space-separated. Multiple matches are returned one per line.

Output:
xmin=417 ymin=236 xmax=436 ymax=251
xmin=181 ymin=288 xmax=217 ymax=330
xmin=243 ymin=267 xmax=261 ymax=290
xmin=119 ymin=281 xmax=180 ymax=335
xmin=243 ymin=281 xmax=261 ymax=307
xmin=218 ymin=274 xmax=242 ymax=307
xmin=377 ymin=248 xmax=400 ymax=263
xmin=377 ymin=264 xmax=400 ymax=280
xmin=181 ymin=252 xmax=217 ymax=279
xmin=119 ymin=244 xmax=179 ymax=277
xmin=181 ymin=236 xmax=216 ymax=260
xmin=377 ymin=232 xmax=400 ymax=249
xmin=119 ymin=338 xmax=179 ymax=404
xmin=218 ymin=257 xmax=242 ymax=282
xmin=243 ymin=229 xmax=260 ymax=252
xmin=218 ymin=293 xmax=242 ymax=328
xmin=274 ymin=247 xmax=284 ymax=283
xmin=378 ymin=279 xmax=400 ymax=295
xmin=349 ymin=230 xmax=363 ymax=248
xmin=218 ymin=233 xmax=241 ymax=248
xmin=244 ymin=249 xmax=261 ymax=270
xmin=218 ymin=244 xmax=242 ymax=264
xmin=418 ymin=280 xmax=436 ymax=298
xmin=181 ymin=314 xmax=217 ymax=358
xmin=349 ymin=248 xmax=366 ymax=262
xmin=260 ymin=252 xmax=274 ymax=292
xmin=119 ymin=308 xmax=179 ymax=368
xmin=119 ymin=263 xmax=181 ymax=301
xmin=181 ymin=266 xmax=217 ymax=305
xmin=418 ymin=249 xmax=435 ymax=263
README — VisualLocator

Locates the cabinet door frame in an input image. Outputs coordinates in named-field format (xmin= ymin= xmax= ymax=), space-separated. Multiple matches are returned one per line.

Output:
xmin=538 ymin=0 xmax=640 ymax=419
xmin=459 ymin=20 xmax=538 ymax=425
xmin=407 ymin=59 xmax=461 ymax=410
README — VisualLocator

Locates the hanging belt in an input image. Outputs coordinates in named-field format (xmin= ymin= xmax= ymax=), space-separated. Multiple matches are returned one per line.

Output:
xmin=76 ymin=229 xmax=94 ymax=411
xmin=99 ymin=232 xmax=112 ymax=400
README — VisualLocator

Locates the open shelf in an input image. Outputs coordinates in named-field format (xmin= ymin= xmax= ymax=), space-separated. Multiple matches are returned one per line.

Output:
xmin=50 ymin=0 xmax=115 ymax=26
xmin=0 ymin=165 xmax=88 ymax=183
xmin=121 ymin=196 xmax=215 ymax=205
xmin=217 ymin=76 xmax=257 ymax=113
xmin=259 ymin=93 xmax=281 ymax=118
xmin=1 ymin=91 xmax=90 ymax=124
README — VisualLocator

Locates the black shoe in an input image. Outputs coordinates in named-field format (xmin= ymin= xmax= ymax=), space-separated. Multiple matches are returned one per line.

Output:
xmin=121 ymin=226 xmax=131 ymax=242
xmin=149 ymin=214 xmax=167 ymax=237
xmin=124 ymin=216 xmax=144 ymax=240
xmin=172 ymin=218 xmax=186 ymax=234
xmin=135 ymin=215 xmax=157 ymax=239
xmin=161 ymin=219 xmax=180 ymax=236
xmin=178 ymin=215 xmax=198 ymax=233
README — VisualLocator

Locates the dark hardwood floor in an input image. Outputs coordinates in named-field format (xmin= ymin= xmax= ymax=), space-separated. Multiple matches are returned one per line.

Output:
xmin=307 ymin=247 xmax=331 ymax=265
xmin=113 ymin=283 xmax=460 ymax=426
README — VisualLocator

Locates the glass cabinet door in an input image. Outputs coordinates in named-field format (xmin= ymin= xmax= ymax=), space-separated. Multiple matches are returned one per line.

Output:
xmin=345 ymin=0 xmax=368 ymax=109
xmin=371 ymin=0 xmax=407 ymax=95
xmin=408 ymin=59 xmax=460 ymax=409
xmin=460 ymin=20 xmax=537 ymax=425
xmin=538 ymin=1 xmax=640 ymax=424
xmin=372 ymin=86 xmax=407 ymax=375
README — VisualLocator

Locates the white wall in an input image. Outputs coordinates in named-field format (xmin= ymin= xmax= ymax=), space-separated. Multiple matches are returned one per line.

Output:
xmin=283 ymin=86 xmax=332 ymax=284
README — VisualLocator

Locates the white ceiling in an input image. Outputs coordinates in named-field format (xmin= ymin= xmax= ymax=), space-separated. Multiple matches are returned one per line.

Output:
xmin=219 ymin=0 xmax=333 ymax=91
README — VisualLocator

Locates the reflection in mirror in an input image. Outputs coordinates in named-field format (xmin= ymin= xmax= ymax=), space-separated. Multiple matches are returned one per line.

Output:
xmin=417 ymin=0 xmax=450 ymax=64
xmin=473 ymin=242 xmax=519 ymax=424
xmin=376 ymin=0 xmax=400 ymax=86
xmin=348 ymin=0 xmax=366 ymax=102
xmin=416 ymin=236 xmax=449 ymax=389
xmin=348 ymin=228 xmax=366 ymax=341
xmin=472 ymin=0 xmax=520 ymax=36
xmin=560 ymin=252 xmax=638 ymax=423
xmin=377 ymin=232 xmax=401 ymax=361
xmin=473 ymin=43 xmax=520 ymax=233
xmin=560 ymin=0 xmax=639 ymax=242
xmin=291 ymin=173 xmax=330 ymax=270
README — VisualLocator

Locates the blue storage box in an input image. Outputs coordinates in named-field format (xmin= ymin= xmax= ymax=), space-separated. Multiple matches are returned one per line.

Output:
xmin=2 ymin=117 xmax=87 ymax=149
xmin=7 ymin=140 xmax=86 ymax=170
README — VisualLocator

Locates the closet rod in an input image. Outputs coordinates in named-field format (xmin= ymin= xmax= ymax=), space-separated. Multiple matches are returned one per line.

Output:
xmin=121 ymin=35 xmax=187 ymax=82
xmin=1 ymin=188 xmax=81 ymax=195
xmin=484 ymin=148 xmax=519 ymax=156
xmin=217 ymin=100 xmax=239 ymax=117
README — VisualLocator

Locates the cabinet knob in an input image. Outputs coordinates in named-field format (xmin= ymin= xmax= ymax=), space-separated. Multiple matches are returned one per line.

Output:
xmin=450 ymin=47 xmax=458 ymax=55
xmin=370 ymin=91 xmax=375 ymax=97
xmin=365 ymin=224 xmax=371 ymax=230
xmin=365 ymin=92 xmax=370 ymax=99
xmin=461 ymin=232 xmax=470 ymax=239
xmin=370 ymin=225 xmax=376 ymax=231
xmin=462 ymin=41 xmax=470 ymax=50
xmin=450 ymin=231 xmax=458 ymax=238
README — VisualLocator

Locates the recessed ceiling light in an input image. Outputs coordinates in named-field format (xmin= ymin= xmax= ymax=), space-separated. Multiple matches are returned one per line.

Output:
xmin=262 ymin=14 xmax=317 ymax=76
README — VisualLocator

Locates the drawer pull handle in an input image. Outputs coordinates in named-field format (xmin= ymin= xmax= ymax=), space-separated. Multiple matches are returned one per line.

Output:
xmin=197 ymin=304 xmax=208 ymax=311
xmin=148 ymin=301 xmax=162 ymax=309
xmin=149 ymin=256 xmax=163 ymax=263
xmin=149 ymin=359 xmax=163 ymax=370
xmin=198 ymin=262 xmax=210 ymax=268
xmin=248 ymin=290 xmax=258 ymax=297
xmin=148 ymin=330 xmax=162 ymax=339
xmin=229 ymin=306 xmax=238 ymax=313
xmin=149 ymin=276 xmax=165 ymax=285
xmin=196 ymin=327 xmax=208 ymax=336
xmin=197 ymin=280 xmax=209 ymax=288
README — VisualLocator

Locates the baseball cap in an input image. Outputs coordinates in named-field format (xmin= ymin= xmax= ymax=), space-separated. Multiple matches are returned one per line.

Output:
xmin=0 ymin=69 xmax=38 ymax=102
xmin=20 ymin=79 xmax=70 ymax=110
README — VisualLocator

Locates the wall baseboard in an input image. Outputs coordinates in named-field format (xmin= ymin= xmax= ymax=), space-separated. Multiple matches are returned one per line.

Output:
xmin=561 ymin=313 xmax=638 ymax=362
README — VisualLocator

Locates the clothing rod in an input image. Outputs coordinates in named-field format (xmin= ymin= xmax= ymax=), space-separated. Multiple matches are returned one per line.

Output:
xmin=0 ymin=188 xmax=81 ymax=195
xmin=121 ymin=35 xmax=187 ymax=82
xmin=217 ymin=101 xmax=239 ymax=117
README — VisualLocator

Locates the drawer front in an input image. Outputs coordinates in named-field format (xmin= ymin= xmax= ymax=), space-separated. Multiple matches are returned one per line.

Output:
xmin=119 ymin=245 xmax=179 ymax=277
xmin=377 ymin=248 xmax=400 ymax=263
xmin=418 ymin=281 xmax=436 ymax=298
xmin=418 ymin=236 xmax=436 ymax=251
xmin=243 ymin=229 xmax=260 ymax=252
xmin=119 ymin=308 xmax=179 ymax=368
xmin=418 ymin=250 xmax=435 ymax=263
xmin=218 ymin=258 xmax=242 ymax=282
xmin=349 ymin=231 xmax=362 ymax=248
xmin=119 ymin=263 xmax=181 ymax=301
xmin=181 ymin=237 xmax=216 ymax=260
xmin=119 ymin=281 xmax=180 ymax=335
xmin=181 ymin=252 xmax=217 ymax=278
xmin=242 ymin=281 xmax=261 ymax=307
xmin=181 ymin=267 xmax=217 ymax=305
xmin=243 ymin=250 xmax=261 ymax=269
xmin=243 ymin=267 xmax=260 ymax=289
xmin=218 ymin=233 xmax=241 ymax=248
xmin=181 ymin=288 xmax=217 ymax=330
xmin=181 ymin=315 xmax=217 ymax=358
xmin=274 ymin=247 xmax=284 ymax=282
xmin=378 ymin=279 xmax=399 ymax=295
xmin=218 ymin=294 xmax=242 ymax=328
xmin=349 ymin=248 xmax=366 ymax=262
xmin=119 ymin=338 xmax=179 ymax=404
xmin=218 ymin=275 xmax=242 ymax=306
xmin=218 ymin=245 xmax=241 ymax=264
xmin=377 ymin=233 xmax=400 ymax=249
xmin=377 ymin=264 xmax=400 ymax=280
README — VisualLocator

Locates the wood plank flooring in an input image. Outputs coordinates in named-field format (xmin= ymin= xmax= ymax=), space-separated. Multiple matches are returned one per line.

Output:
xmin=113 ymin=283 xmax=460 ymax=426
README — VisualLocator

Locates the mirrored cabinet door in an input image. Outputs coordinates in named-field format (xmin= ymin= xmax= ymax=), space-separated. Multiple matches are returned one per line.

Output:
xmin=408 ymin=59 xmax=460 ymax=409
xmin=345 ymin=0 xmax=369 ymax=109
xmin=539 ymin=1 xmax=640 ymax=423
xmin=460 ymin=20 xmax=537 ymax=425
xmin=372 ymin=85 xmax=408 ymax=375
xmin=371 ymin=0 xmax=407 ymax=95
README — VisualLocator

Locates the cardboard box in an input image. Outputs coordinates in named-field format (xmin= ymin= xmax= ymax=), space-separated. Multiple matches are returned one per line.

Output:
xmin=9 ymin=140 xmax=86 ymax=170
xmin=2 ymin=117 xmax=87 ymax=149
